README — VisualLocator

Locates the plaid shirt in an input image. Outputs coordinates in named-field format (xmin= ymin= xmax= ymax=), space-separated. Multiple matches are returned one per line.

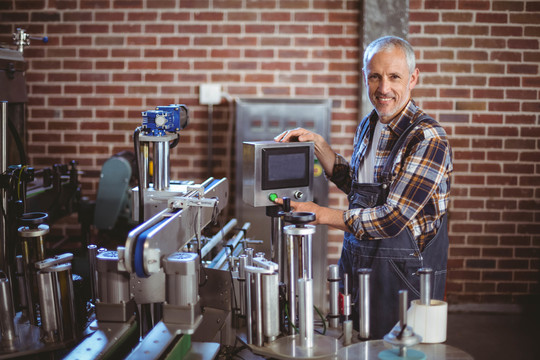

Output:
xmin=329 ymin=100 xmax=453 ymax=250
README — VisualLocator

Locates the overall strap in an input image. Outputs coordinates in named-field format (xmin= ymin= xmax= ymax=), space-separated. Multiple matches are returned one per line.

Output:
xmin=380 ymin=112 xmax=430 ymax=184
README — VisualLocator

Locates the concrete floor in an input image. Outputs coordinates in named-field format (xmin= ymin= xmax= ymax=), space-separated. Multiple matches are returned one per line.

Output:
xmin=446 ymin=310 xmax=540 ymax=360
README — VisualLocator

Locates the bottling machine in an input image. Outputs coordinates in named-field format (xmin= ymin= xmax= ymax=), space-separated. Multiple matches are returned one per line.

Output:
xmin=1 ymin=29 xmax=473 ymax=360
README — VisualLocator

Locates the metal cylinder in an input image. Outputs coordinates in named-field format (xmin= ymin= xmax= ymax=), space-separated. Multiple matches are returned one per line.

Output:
xmin=262 ymin=272 xmax=279 ymax=343
xmin=399 ymin=290 xmax=408 ymax=328
xmin=245 ymin=248 xmax=254 ymax=265
xmin=301 ymin=234 xmax=313 ymax=280
xmin=15 ymin=255 xmax=27 ymax=314
xmin=245 ymin=271 xmax=253 ymax=344
xmin=153 ymin=140 xmax=170 ymax=190
xmin=0 ymin=272 xmax=17 ymax=348
xmin=286 ymin=231 xmax=296 ymax=334
xmin=37 ymin=270 xmax=57 ymax=342
xmin=284 ymin=224 xmax=316 ymax=335
xmin=37 ymin=263 xmax=77 ymax=343
xmin=270 ymin=216 xmax=283 ymax=277
xmin=96 ymin=251 xmax=130 ymax=304
xmin=0 ymin=101 xmax=7 ymax=273
xmin=238 ymin=254 xmax=247 ymax=316
xmin=343 ymin=273 xmax=351 ymax=319
xmin=343 ymin=320 xmax=353 ymax=346
xmin=140 ymin=142 xmax=149 ymax=189
xmin=162 ymin=252 xmax=199 ymax=307
xmin=327 ymin=264 xmax=340 ymax=329
xmin=87 ymin=244 xmax=98 ymax=302
xmin=298 ymin=277 xmax=313 ymax=348
xmin=18 ymin=222 xmax=48 ymax=325
xmin=253 ymin=272 xmax=264 ymax=347
xmin=419 ymin=267 xmax=433 ymax=306
xmin=358 ymin=268 xmax=371 ymax=340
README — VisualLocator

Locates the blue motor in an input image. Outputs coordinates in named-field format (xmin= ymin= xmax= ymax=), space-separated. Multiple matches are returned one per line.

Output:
xmin=142 ymin=104 xmax=189 ymax=136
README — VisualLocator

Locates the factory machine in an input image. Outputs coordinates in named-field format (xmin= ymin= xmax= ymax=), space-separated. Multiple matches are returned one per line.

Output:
xmin=1 ymin=31 xmax=471 ymax=360
xmin=0 ymin=102 xmax=474 ymax=360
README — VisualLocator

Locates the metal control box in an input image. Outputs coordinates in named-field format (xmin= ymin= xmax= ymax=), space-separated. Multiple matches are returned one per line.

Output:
xmin=242 ymin=141 xmax=314 ymax=207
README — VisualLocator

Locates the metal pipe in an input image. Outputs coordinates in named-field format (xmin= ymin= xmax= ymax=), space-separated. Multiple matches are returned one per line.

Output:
xmin=262 ymin=273 xmax=279 ymax=343
xmin=327 ymin=264 xmax=340 ymax=329
xmin=238 ymin=254 xmax=247 ymax=316
xmin=342 ymin=273 xmax=352 ymax=345
xmin=153 ymin=140 xmax=169 ymax=190
xmin=0 ymin=272 xmax=17 ymax=348
xmin=254 ymin=272 xmax=263 ymax=347
xmin=37 ymin=271 xmax=57 ymax=342
xmin=245 ymin=248 xmax=254 ymax=266
xmin=301 ymin=234 xmax=312 ymax=280
xmin=358 ymin=268 xmax=371 ymax=340
xmin=208 ymin=222 xmax=250 ymax=269
xmin=139 ymin=141 xmax=150 ymax=189
xmin=418 ymin=268 xmax=433 ymax=306
xmin=286 ymin=232 xmax=296 ymax=334
xmin=87 ymin=244 xmax=98 ymax=302
xmin=298 ymin=277 xmax=313 ymax=348
xmin=399 ymin=290 xmax=408 ymax=329
xmin=343 ymin=273 xmax=350 ymax=320
xmin=245 ymin=271 xmax=253 ymax=344
xmin=15 ymin=255 xmax=27 ymax=316
xmin=0 ymin=101 xmax=7 ymax=273
xmin=399 ymin=290 xmax=408 ymax=357
xmin=200 ymin=218 xmax=237 ymax=258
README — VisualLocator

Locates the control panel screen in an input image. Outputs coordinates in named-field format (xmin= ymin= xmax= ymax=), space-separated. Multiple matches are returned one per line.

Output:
xmin=262 ymin=147 xmax=309 ymax=190
xmin=242 ymin=141 xmax=314 ymax=207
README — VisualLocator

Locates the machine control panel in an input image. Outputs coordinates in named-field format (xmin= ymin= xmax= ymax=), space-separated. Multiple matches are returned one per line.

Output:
xmin=242 ymin=141 xmax=314 ymax=207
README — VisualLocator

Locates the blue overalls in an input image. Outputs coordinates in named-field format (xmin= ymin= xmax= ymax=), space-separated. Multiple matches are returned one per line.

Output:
xmin=338 ymin=114 xmax=449 ymax=339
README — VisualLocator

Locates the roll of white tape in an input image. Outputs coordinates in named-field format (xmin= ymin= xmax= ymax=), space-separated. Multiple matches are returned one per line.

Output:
xmin=407 ymin=299 xmax=448 ymax=343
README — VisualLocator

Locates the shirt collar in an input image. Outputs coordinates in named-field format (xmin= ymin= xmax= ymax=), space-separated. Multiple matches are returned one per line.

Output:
xmin=384 ymin=99 xmax=419 ymax=137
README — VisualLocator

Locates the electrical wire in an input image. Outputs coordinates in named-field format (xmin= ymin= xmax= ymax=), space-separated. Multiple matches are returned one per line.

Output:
xmin=133 ymin=127 xmax=144 ymax=224
xmin=314 ymin=305 xmax=327 ymax=335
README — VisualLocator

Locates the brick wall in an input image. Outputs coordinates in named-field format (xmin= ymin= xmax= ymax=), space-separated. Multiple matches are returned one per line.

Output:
xmin=0 ymin=0 xmax=538 ymax=306
xmin=409 ymin=0 xmax=540 ymax=305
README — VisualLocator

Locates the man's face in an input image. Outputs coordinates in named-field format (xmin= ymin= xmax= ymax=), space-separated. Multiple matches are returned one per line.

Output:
xmin=363 ymin=47 xmax=419 ymax=124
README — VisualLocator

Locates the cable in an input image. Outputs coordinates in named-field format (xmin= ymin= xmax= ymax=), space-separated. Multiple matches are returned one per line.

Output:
xmin=314 ymin=305 xmax=327 ymax=335
xmin=133 ymin=127 xmax=144 ymax=224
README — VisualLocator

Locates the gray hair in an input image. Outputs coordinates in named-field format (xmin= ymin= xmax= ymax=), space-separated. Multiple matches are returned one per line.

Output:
xmin=363 ymin=36 xmax=416 ymax=75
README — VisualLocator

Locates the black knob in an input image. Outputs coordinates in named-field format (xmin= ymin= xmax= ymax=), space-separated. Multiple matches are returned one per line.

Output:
xmin=282 ymin=197 xmax=291 ymax=212
xmin=283 ymin=211 xmax=316 ymax=226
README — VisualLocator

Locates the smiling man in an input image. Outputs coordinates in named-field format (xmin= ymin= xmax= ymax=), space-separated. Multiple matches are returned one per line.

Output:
xmin=274 ymin=36 xmax=453 ymax=338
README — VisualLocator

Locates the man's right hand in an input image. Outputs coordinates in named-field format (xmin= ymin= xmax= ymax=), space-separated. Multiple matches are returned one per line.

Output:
xmin=274 ymin=127 xmax=336 ymax=176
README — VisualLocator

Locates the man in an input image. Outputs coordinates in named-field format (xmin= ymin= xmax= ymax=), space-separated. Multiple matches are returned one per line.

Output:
xmin=274 ymin=36 xmax=452 ymax=339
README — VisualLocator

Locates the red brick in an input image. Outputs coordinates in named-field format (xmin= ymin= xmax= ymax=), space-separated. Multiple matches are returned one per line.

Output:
xmin=493 ymin=1 xmax=524 ymax=11
xmin=477 ymin=12 xmax=508 ymax=23
xmin=509 ymin=39 xmax=539 ymax=49
xmin=194 ymin=12 xmax=224 ymax=21
xmin=456 ymin=76 xmax=486 ymax=86
xmin=489 ymin=77 xmax=521 ymax=87
xmin=502 ymin=211 xmax=534 ymax=222
xmin=475 ymin=38 xmax=506 ymax=48
xmin=458 ymin=25 xmax=489 ymax=36
xmin=425 ymin=0 xmax=457 ymax=10
xmin=486 ymin=175 xmax=518 ymax=186
xmin=508 ymin=64 xmax=538 ymax=74
xmin=127 ymin=11 xmax=157 ymax=21
xmin=127 ymin=37 xmax=157 ymax=46
xmin=491 ymin=51 xmax=522 ymax=62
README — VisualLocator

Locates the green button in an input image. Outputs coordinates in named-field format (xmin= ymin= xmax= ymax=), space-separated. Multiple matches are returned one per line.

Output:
xmin=268 ymin=193 xmax=278 ymax=202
